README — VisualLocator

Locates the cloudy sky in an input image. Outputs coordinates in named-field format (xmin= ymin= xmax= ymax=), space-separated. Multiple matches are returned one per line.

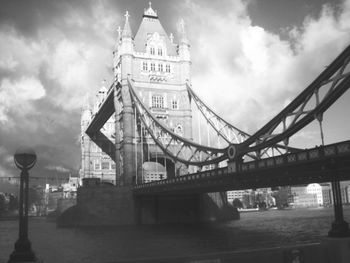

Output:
xmin=1 ymin=0 xmax=350 ymax=191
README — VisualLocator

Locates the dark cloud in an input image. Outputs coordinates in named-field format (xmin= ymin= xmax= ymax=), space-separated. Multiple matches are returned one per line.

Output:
xmin=247 ymin=0 xmax=341 ymax=35
xmin=0 ymin=0 xmax=94 ymax=38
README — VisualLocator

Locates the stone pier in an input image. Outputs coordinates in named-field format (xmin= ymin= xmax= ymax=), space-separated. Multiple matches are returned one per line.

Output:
xmin=57 ymin=184 xmax=238 ymax=226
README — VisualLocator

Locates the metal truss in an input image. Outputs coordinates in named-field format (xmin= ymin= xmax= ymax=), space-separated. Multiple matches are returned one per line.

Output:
xmin=128 ymin=79 xmax=226 ymax=166
xmin=187 ymin=85 xmax=249 ymax=144
xmin=187 ymin=85 xmax=298 ymax=159
xmin=238 ymin=44 xmax=350 ymax=157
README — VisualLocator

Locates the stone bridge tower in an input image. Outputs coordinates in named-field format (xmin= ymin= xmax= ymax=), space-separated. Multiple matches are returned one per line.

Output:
xmin=113 ymin=3 xmax=192 ymax=185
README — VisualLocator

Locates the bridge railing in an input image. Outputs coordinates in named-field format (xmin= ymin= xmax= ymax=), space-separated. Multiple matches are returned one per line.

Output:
xmin=133 ymin=140 xmax=350 ymax=190
xmin=241 ymin=140 xmax=350 ymax=172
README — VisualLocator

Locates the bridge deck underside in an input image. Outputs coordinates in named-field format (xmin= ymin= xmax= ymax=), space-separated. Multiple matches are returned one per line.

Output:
xmin=134 ymin=142 xmax=350 ymax=196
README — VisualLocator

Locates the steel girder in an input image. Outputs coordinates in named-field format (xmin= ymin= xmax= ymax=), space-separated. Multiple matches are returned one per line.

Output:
xmin=187 ymin=85 xmax=299 ymax=159
xmin=187 ymin=85 xmax=248 ymax=144
xmin=133 ymin=140 xmax=350 ymax=195
xmin=128 ymin=79 xmax=226 ymax=166
xmin=236 ymin=44 xmax=350 ymax=157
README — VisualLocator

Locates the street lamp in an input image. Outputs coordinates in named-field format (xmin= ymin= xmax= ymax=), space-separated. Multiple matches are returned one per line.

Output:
xmin=8 ymin=146 xmax=38 ymax=262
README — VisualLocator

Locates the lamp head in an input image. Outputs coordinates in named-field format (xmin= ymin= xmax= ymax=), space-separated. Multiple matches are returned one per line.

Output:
xmin=14 ymin=146 xmax=37 ymax=170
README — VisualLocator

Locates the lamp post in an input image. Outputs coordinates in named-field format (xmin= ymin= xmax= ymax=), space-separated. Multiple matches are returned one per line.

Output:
xmin=8 ymin=146 xmax=38 ymax=262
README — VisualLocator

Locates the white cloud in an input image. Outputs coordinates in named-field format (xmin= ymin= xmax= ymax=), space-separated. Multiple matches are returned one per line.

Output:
xmin=0 ymin=29 xmax=47 ymax=75
xmin=185 ymin=0 xmax=350 ymax=144
xmin=46 ymin=39 xmax=112 ymax=110
xmin=0 ymin=55 xmax=18 ymax=71
xmin=0 ymin=146 xmax=15 ymax=178
xmin=0 ymin=77 xmax=46 ymax=123
xmin=45 ymin=165 xmax=70 ymax=173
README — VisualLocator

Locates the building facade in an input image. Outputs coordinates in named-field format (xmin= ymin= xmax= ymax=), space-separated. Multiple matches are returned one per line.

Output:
xmin=80 ymin=82 xmax=117 ymax=184
xmin=80 ymin=3 xmax=192 ymax=184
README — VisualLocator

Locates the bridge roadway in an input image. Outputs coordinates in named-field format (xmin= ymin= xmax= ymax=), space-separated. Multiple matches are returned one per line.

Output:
xmin=133 ymin=140 xmax=350 ymax=195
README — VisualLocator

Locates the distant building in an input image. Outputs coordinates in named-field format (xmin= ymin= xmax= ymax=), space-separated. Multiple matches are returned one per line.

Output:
xmin=290 ymin=182 xmax=350 ymax=207
xmin=320 ymin=182 xmax=350 ymax=206
xmin=306 ymin=183 xmax=323 ymax=206
xmin=227 ymin=190 xmax=247 ymax=203
xmin=61 ymin=175 xmax=80 ymax=198
xmin=227 ymin=188 xmax=275 ymax=207
xmin=341 ymin=185 xmax=349 ymax=204
xmin=291 ymin=185 xmax=319 ymax=208
xmin=321 ymin=183 xmax=332 ymax=206
xmin=242 ymin=190 xmax=256 ymax=208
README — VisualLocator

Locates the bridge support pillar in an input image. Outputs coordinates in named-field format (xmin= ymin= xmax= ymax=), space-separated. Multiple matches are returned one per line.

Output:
xmin=135 ymin=192 xmax=239 ymax=224
xmin=328 ymin=180 xmax=350 ymax=237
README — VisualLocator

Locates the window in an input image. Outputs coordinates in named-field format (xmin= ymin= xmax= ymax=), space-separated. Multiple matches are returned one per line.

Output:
xmin=94 ymin=162 xmax=100 ymax=170
xmin=142 ymin=62 xmax=148 ymax=71
xmin=166 ymin=64 xmax=171 ymax=73
xmin=151 ymin=63 xmax=155 ymax=71
xmin=111 ymin=163 xmax=116 ymax=169
xmin=158 ymin=48 xmax=163 ymax=56
xmin=158 ymin=63 xmax=163 ymax=72
xmin=172 ymin=100 xmax=178 ymax=109
xmin=101 ymin=162 xmax=110 ymax=170
xmin=152 ymin=95 xmax=164 ymax=109
xmin=150 ymin=47 xmax=155 ymax=55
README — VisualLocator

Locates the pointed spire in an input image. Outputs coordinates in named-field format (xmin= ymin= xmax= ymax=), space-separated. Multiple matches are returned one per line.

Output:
xmin=114 ymin=26 xmax=122 ymax=51
xmin=117 ymin=26 xmax=122 ymax=39
xmin=122 ymin=10 xmax=132 ymax=38
xmin=179 ymin=18 xmax=189 ymax=44
xmin=82 ymin=93 xmax=91 ymax=111
xmin=144 ymin=2 xmax=158 ymax=18
xmin=98 ymin=79 xmax=108 ymax=95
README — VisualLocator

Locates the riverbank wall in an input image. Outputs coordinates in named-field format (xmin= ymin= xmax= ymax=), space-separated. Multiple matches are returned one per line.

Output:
xmin=114 ymin=239 xmax=350 ymax=263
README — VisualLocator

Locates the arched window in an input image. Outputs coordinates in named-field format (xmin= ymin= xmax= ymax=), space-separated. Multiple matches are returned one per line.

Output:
xmin=152 ymin=95 xmax=164 ymax=108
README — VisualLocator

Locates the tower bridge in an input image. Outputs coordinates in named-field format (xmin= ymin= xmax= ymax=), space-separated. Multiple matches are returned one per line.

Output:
xmin=70 ymin=3 xmax=350 ymax=236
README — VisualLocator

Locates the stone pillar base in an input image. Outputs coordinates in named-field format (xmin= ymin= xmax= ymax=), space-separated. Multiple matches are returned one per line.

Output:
xmin=328 ymin=220 xmax=350 ymax=238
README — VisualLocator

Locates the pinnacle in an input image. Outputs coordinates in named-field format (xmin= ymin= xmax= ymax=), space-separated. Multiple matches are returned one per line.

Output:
xmin=122 ymin=10 xmax=132 ymax=38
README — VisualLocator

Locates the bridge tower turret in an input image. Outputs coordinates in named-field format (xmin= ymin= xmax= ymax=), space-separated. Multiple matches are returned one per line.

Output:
xmin=111 ymin=3 xmax=194 ymax=185
xmin=178 ymin=19 xmax=191 ymax=84
xmin=120 ymin=11 xmax=134 ymax=79
xmin=114 ymin=10 xmax=137 ymax=186
xmin=81 ymin=97 xmax=92 ymax=178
